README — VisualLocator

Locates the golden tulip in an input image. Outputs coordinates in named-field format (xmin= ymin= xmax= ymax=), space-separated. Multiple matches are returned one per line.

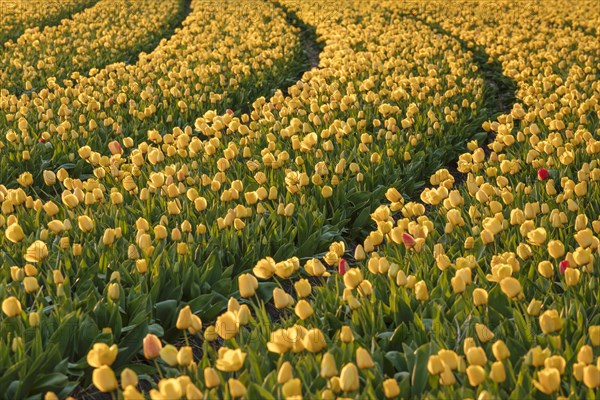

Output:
xmin=189 ymin=314 xmax=203 ymax=334
xmin=92 ymin=365 xmax=118 ymax=393
xmin=228 ymin=378 xmax=246 ymax=398
xmin=527 ymin=299 xmax=543 ymax=316
xmin=23 ymin=276 xmax=39 ymax=293
xmin=577 ymin=345 xmax=593 ymax=364
xmin=177 ymin=346 xmax=193 ymax=366
xmin=29 ymin=312 xmax=40 ymax=327
xmin=356 ymin=347 xmax=374 ymax=369
xmin=282 ymin=378 xmax=302 ymax=399
xmin=107 ymin=283 xmax=119 ymax=301
xmin=273 ymin=287 xmax=291 ymax=309
xmin=583 ymin=365 xmax=599 ymax=389
xmin=564 ymin=268 xmax=580 ymax=286
xmin=294 ymin=279 xmax=311 ymax=298
xmin=547 ymin=240 xmax=565 ymax=259
xmin=527 ymin=346 xmax=550 ymax=367
xmin=215 ymin=311 xmax=239 ymax=340
xmin=490 ymin=361 xmax=506 ymax=383
xmin=295 ymin=299 xmax=314 ymax=320
xmin=451 ymin=276 xmax=465 ymax=294
xmin=539 ymin=310 xmax=563 ymax=334
xmin=78 ymin=215 xmax=94 ymax=233
xmin=303 ymin=328 xmax=326 ymax=352
xmin=383 ymin=378 xmax=400 ymax=398
xmin=121 ymin=368 xmax=138 ymax=390
xmin=427 ymin=355 xmax=444 ymax=375
xmin=340 ymin=363 xmax=359 ymax=392
xmin=5 ymin=223 xmax=25 ymax=243
xmin=574 ymin=228 xmax=594 ymax=248
xmin=24 ymin=240 xmax=48 ymax=263
xmin=466 ymin=365 xmax=485 ymax=386
xmin=160 ymin=345 xmax=178 ymax=366
xmin=415 ymin=280 xmax=429 ymax=301
xmin=438 ymin=350 xmax=459 ymax=370
xmin=492 ymin=340 xmax=510 ymax=361
xmin=466 ymin=347 xmax=487 ymax=366
xmin=2 ymin=296 xmax=22 ymax=317
xmin=143 ymin=334 xmax=162 ymax=360
xmin=238 ymin=273 xmax=258 ymax=298
xmin=533 ymin=367 xmax=561 ymax=394
xmin=537 ymin=261 xmax=554 ymax=278
xmin=305 ymin=258 xmax=326 ymax=276
xmin=87 ymin=343 xmax=118 ymax=368
xmin=278 ymin=361 xmax=293 ymax=384
xmin=321 ymin=353 xmax=338 ymax=378
xmin=253 ymin=257 xmax=276 ymax=279
xmin=544 ymin=356 xmax=566 ymax=375
xmin=527 ymin=227 xmax=547 ymax=246
xmin=472 ymin=288 xmax=488 ymax=306
xmin=499 ymin=277 xmax=522 ymax=299
xmin=204 ymin=367 xmax=220 ymax=388
xmin=343 ymin=268 xmax=363 ymax=289
xmin=475 ymin=323 xmax=495 ymax=343
xmin=340 ymin=326 xmax=354 ymax=343
xmin=439 ymin=364 xmax=456 ymax=386
xmin=216 ymin=347 xmax=246 ymax=372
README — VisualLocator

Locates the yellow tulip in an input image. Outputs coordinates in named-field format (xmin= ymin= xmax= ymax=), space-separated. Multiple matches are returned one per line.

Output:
xmin=589 ymin=326 xmax=600 ymax=346
xmin=2 ymin=296 xmax=22 ymax=317
xmin=492 ymin=340 xmax=510 ymax=361
xmin=121 ymin=368 xmax=138 ymax=390
xmin=282 ymin=378 xmax=302 ymax=399
xmin=92 ymin=365 xmax=118 ymax=393
xmin=204 ymin=367 xmax=220 ymax=388
xmin=583 ymin=365 xmax=599 ymax=389
xmin=216 ymin=347 xmax=246 ymax=372
xmin=547 ymin=240 xmax=565 ymax=259
xmin=499 ymin=277 xmax=522 ymax=299
xmin=383 ymin=378 xmax=400 ymax=398
xmin=539 ymin=310 xmax=563 ymax=334
xmin=466 ymin=347 xmax=487 ymax=366
xmin=24 ymin=240 xmax=48 ymax=263
xmin=294 ymin=299 xmax=314 ymax=320
xmin=5 ymin=223 xmax=25 ymax=243
xmin=577 ymin=345 xmax=593 ymax=364
xmin=340 ymin=326 xmax=354 ymax=343
xmin=215 ymin=311 xmax=239 ymax=340
xmin=302 ymin=328 xmax=326 ymax=352
xmin=343 ymin=269 xmax=363 ymax=289
xmin=427 ymin=355 xmax=444 ymax=375
xmin=490 ymin=361 xmax=506 ymax=383
xmin=544 ymin=356 xmax=566 ymax=375
xmin=87 ymin=343 xmax=118 ymax=368
xmin=340 ymin=363 xmax=359 ymax=392
xmin=177 ymin=346 xmax=193 ymax=366
xmin=356 ymin=347 xmax=374 ymax=369
xmin=159 ymin=345 xmax=178 ymax=366
xmin=228 ymin=378 xmax=247 ymax=398
xmin=472 ymin=288 xmax=488 ymax=306
xmin=475 ymin=323 xmax=495 ymax=343
xmin=415 ymin=280 xmax=429 ymax=301
xmin=321 ymin=353 xmax=338 ymax=378
xmin=253 ymin=257 xmax=276 ymax=279
xmin=277 ymin=361 xmax=293 ymax=384
xmin=533 ymin=367 xmax=561 ymax=394
xmin=466 ymin=365 xmax=485 ymax=386
xmin=238 ymin=273 xmax=258 ymax=298
xmin=294 ymin=279 xmax=311 ymax=298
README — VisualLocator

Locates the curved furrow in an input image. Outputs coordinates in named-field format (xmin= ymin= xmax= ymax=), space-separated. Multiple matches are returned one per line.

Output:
xmin=0 ymin=0 xmax=187 ymax=93
xmin=0 ymin=0 xmax=98 ymax=45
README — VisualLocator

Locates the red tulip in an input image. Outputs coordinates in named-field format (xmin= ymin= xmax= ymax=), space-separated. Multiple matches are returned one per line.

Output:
xmin=537 ymin=168 xmax=549 ymax=181
xmin=38 ymin=138 xmax=45 ymax=143
xmin=559 ymin=260 xmax=569 ymax=274
xmin=338 ymin=258 xmax=348 ymax=275
xmin=402 ymin=233 xmax=416 ymax=248
xmin=226 ymin=109 xmax=234 ymax=115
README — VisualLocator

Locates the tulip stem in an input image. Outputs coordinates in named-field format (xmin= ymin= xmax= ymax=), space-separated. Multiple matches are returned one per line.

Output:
xmin=154 ymin=359 xmax=164 ymax=379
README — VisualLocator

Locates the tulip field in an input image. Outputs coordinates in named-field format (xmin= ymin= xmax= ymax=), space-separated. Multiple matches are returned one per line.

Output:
xmin=1 ymin=0 xmax=599 ymax=399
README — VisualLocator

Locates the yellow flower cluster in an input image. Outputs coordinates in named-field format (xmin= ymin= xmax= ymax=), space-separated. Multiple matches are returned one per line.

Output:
xmin=0 ymin=0 xmax=183 ymax=91
xmin=0 ymin=0 xmax=96 ymax=44
xmin=0 ymin=0 xmax=598 ymax=398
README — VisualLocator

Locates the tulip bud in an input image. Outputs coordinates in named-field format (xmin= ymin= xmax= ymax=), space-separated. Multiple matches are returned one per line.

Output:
xmin=143 ymin=334 xmax=162 ymax=359
xmin=204 ymin=367 xmax=220 ymax=388
xmin=121 ymin=368 xmax=138 ymax=390
xmin=383 ymin=378 xmax=400 ymax=398
xmin=490 ymin=361 xmax=506 ymax=383
xmin=228 ymin=378 xmax=246 ymax=398
xmin=92 ymin=366 xmax=118 ymax=393
xmin=2 ymin=296 xmax=22 ymax=317
xmin=339 ymin=363 xmax=359 ymax=392
xmin=472 ymin=288 xmax=488 ymax=306
xmin=356 ymin=347 xmax=374 ymax=369
xmin=176 ymin=305 xmax=193 ymax=330
xmin=277 ymin=361 xmax=293 ymax=384
xmin=340 ymin=326 xmax=354 ymax=343
xmin=466 ymin=365 xmax=485 ymax=386
xmin=321 ymin=353 xmax=338 ymax=378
